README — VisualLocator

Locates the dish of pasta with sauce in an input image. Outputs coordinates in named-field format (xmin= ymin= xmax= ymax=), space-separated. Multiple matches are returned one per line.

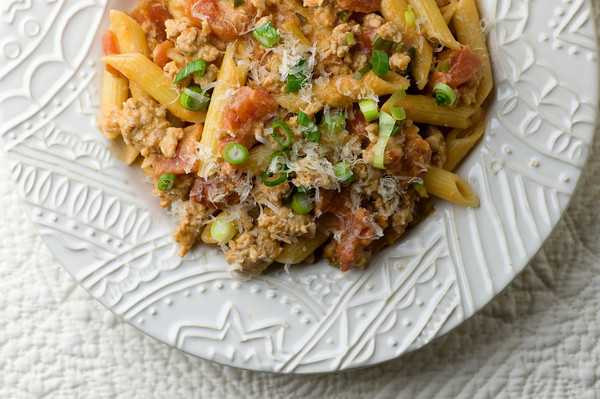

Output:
xmin=100 ymin=0 xmax=492 ymax=275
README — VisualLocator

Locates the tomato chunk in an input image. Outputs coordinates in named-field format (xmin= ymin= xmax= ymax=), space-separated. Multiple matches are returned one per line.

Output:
xmin=130 ymin=0 xmax=172 ymax=43
xmin=102 ymin=30 xmax=123 ymax=77
xmin=187 ymin=0 xmax=258 ymax=42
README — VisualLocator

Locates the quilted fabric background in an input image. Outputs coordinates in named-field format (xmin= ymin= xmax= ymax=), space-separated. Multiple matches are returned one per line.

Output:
xmin=1 ymin=2 xmax=600 ymax=398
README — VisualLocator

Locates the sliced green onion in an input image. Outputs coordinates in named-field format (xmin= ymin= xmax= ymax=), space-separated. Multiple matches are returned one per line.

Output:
xmin=391 ymin=105 xmax=406 ymax=121
xmin=346 ymin=32 xmax=356 ymax=46
xmin=391 ymin=124 xmax=400 ymax=136
xmin=371 ymin=34 xmax=393 ymax=51
xmin=291 ymin=192 xmax=313 ymax=214
xmin=371 ymin=49 xmax=389 ymax=75
xmin=221 ymin=143 xmax=249 ymax=164
xmin=438 ymin=60 xmax=450 ymax=73
xmin=297 ymin=111 xmax=321 ymax=142
xmin=391 ymin=42 xmax=405 ymax=53
xmin=269 ymin=148 xmax=291 ymax=164
xmin=320 ymin=109 xmax=346 ymax=133
xmin=285 ymin=59 xmax=307 ymax=93
xmin=211 ymin=217 xmax=236 ymax=244
xmin=358 ymin=99 xmax=379 ymax=122
xmin=405 ymin=9 xmax=417 ymax=28
xmin=262 ymin=172 xmax=287 ymax=186
xmin=333 ymin=161 xmax=355 ymax=184
xmin=406 ymin=47 xmax=416 ymax=60
xmin=433 ymin=83 xmax=457 ymax=106
xmin=174 ymin=59 xmax=207 ymax=83
xmin=180 ymin=86 xmax=210 ymax=111
xmin=352 ymin=63 xmax=372 ymax=80
xmin=270 ymin=120 xmax=292 ymax=147
xmin=372 ymin=111 xmax=396 ymax=169
xmin=157 ymin=173 xmax=175 ymax=191
xmin=252 ymin=22 xmax=280 ymax=48
xmin=339 ymin=10 xmax=352 ymax=22
xmin=295 ymin=12 xmax=307 ymax=23
xmin=232 ymin=0 xmax=244 ymax=7
xmin=412 ymin=183 xmax=429 ymax=198
xmin=388 ymin=89 xmax=407 ymax=121
xmin=296 ymin=186 xmax=310 ymax=193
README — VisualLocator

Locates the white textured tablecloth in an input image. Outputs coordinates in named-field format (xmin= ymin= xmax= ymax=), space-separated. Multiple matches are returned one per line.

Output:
xmin=2 ymin=5 xmax=600 ymax=399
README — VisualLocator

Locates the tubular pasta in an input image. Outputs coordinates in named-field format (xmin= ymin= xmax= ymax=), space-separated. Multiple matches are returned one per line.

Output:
xmin=443 ymin=118 xmax=486 ymax=171
xmin=100 ymin=70 xmax=129 ymax=139
xmin=236 ymin=144 xmax=272 ymax=175
xmin=102 ymin=53 xmax=206 ymax=124
xmin=196 ymin=42 xmax=249 ymax=178
xmin=453 ymin=0 xmax=494 ymax=106
xmin=382 ymin=95 xmax=478 ymax=128
xmin=408 ymin=0 xmax=461 ymax=50
xmin=275 ymin=230 xmax=330 ymax=264
xmin=422 ymin=166 xmax=479 ymax=207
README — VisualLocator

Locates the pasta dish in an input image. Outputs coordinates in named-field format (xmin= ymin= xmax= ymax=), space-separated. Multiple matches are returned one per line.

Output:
xmin=100 ymin=0 xmax=492 ymax=275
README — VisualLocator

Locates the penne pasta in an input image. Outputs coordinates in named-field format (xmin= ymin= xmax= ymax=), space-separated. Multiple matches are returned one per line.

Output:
xmin=100 ymin=70 xmax=129 ymax=139
xmin=275 ymin=230 xmax=330 ymax=264
xmin=314 ymin=71 xmax=409 ymax=109
xmin=166 ymin=0 xmax=186 ymax=19
xmin=408 ymin=0 xmax=461 ymax=50
xmin=196 ymin=42 xmax=249 ymax=178
xmin=422 ymin=166 xmax=479 ymax=207
xmin=440 ymin=3 xmax=456 ymax=24
xmin=381 ymin=0 xmax=433 ymax=89
xmin=443 ymin=118 xmax=486 ymax=171
xmin=109 ymin=10 xmax=153 ymax=101
xmin=453 ymin=0 xmax=493 ymax=106
xmin=102 ymin=53 xmax=206 ymax=124
xmin=280 ymin=20 xmax=311 ymax=46
xmin=382 ymin=95 xmax=478 ymax=128
xmin=236 ymin=144 xmax=272 ymax=175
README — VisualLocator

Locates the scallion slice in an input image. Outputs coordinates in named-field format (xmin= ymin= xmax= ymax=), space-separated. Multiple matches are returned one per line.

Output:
xmin=372 ymin=111 xmax=396 ymax=170
xmin=333 ymin=161 xmax=355 ymax=184
xmin=211 ymin=217 xmax=236 ymax=244
xmin=346 ymin=32 xmax=356 ymax=46
xmin=180 ymin=86 xmax=210 ymax=111
xmin=270 ymin=120 xmax=293 ymax=147
xmin=358 ymin=99 xmax=379 ymax=122
xmin=352 ymin=63 xmax=372 ymax=80
xmin=295 ymin=12 xmax=307 ymax=23
xmin=371 ymin=34 xmax=393 ymax=51
xmin=339 ymin=10 xmax=352 ymax=22
xmin=391 ymin=42 xmax=405 ymax=53
xmin=320 ymin=108 xmax=346 ymax=134
xmin=232 ymin=0 xmax=244 ymax=7
xmin=371 ymin=49 xmax=389 ymax=75
xmin=174 ymin=59 xmax=207 ymax=83
xmin=412 ymin=183 xmax=429 ymax=198
xmin=291 ymin=192 xmax=313 ymax=215
xmin=262 ymin=151 xmax=289 ymax=187
xmin=285 ymin=59 xmax=307 ymax=93
xmin=252 ymin=22 xmax=280 ymax=48
xmin=388 ymin=90 xmax=407 ymax=121
xmin=390 ymin=105 xmax=406 ymax=121
xmin=297 ymin=111 xmax=321 ymax=142
xmin=405 ymin=9 xmax=417 ymax=28
xmin=433 ymin=83 xmax=457 ymax=106
xmin=157 ymin=173 xmax=175 ymax=191
xmin=221 ymin=143 xmax=249 ymax=164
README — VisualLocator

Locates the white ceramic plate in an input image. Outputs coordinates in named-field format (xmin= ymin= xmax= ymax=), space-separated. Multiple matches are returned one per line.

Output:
xmin=0 ymin=0 xmax=597 ymax=373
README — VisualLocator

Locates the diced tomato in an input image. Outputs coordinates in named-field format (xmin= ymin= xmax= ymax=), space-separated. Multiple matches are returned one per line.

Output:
xmin=190 ymin=175 xmax=241 ymax=207
xmin=335 ymin=0 xmax=381 ymax=13
xmin=130 ymin=0 xmax=172 ymax=43
xmin=152 ymin=40 xmax=174 ymax=69
xmin=335 ymin=207 xmax=376 ymax=271
xmin=222 ymin=86 xmax=278 ymax=137
xmin=187 ymin=0 xmax=258 ymax=42
xmin=153 ymin=124 xmax=202 ymax=177
xmin=102 ymin=30 xmax=123 ymax=78
xmin=387 ymin=127 xmax=432 ymax=180
xmin=433 ymin=46 xmax=482 ymax=88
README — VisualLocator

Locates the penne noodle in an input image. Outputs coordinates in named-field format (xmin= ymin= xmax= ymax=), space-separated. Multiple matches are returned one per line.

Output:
xmin=166 ymin=0 xmax=187 ymax=19
xmin=197 ymin=42 xmax=249 ymax=178
xmin=100 ymin=70 xmax=129 ymax=139
xmin=280 ymin=20 xmax=311 ymax=46
xmin=315 ymin=71 xmax=409 ymax=109
xmin=382 ymin=95 xmax=478 ymax=128
xmin=453 ymin=0 xmax=493 ymax=106
xmin=422 ymin=166 xmax=479 ymax=207
xmin=275 ymin=230 xmax=330 ymax=264
xmin=408 ymin=0 xmax=461 ymax=50
xmin=125 ymin=144 xmax=141 ymax=165
xmin=380 ymin=0 xmax=432 ymax=89
xmin=443 ymin=118 xmax=486 ymax=171
xmin=109 ymin=10 xmax=153 ymax=101
xmin=440 ymin=3 xmax=456 ymax=24
xmin=102 ymin=53 xmax=206 ymax=124
xmin=236 ymin=144 xmax=273 ymax=175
